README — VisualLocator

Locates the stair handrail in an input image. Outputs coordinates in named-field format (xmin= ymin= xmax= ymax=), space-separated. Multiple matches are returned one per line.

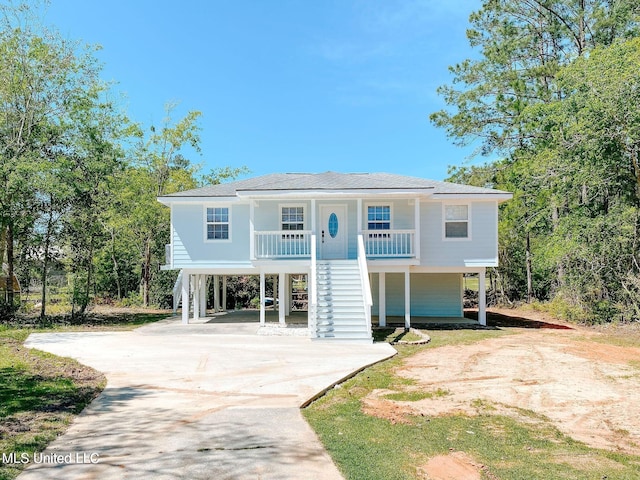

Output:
xmin=309 ymin=234 xmax=318 ymax=337
xmin=357 ymin=235 xmax=373 ymax=338
xmin=172 ymin=270 xmax=184 ymax=313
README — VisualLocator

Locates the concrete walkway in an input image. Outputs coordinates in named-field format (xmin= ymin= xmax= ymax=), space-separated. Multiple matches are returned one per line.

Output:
xmin=20 ymin=315 xmax=396 ymax=480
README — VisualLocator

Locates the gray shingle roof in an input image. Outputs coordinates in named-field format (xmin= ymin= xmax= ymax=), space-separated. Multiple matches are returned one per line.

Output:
xmin=160 ymin=171 xmax=509 ymax=198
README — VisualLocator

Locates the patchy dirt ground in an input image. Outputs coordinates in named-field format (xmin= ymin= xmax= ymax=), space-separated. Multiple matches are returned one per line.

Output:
xmin=363 ymin=308 xmax=640 ymax=479
xmin=418 ymin=451 xmax=485 ymax=480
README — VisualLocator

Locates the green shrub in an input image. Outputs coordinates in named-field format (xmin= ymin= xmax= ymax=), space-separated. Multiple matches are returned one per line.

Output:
xmin=149 ymin=270 xmax=178 ymax=309
xmin=117 ymin=292 xmax=143 ymax=307
xmin=249 ymin=297 xmax=260 ymax=309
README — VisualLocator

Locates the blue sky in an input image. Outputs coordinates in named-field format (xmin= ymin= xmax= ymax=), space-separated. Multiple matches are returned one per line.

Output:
xmin=44 ymin=0 xmax=484 ymax=181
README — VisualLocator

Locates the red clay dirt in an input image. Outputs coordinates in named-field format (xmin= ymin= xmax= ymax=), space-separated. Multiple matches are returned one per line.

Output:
xmin=363 ymin=308 xmax=640 ymax=479
xmin=418 ymin=451 xmax=484 ymax=480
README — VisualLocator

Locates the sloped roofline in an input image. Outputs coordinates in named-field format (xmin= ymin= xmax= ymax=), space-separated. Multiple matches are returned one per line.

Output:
xmin=157 ymin=171 xmax=512 ymax=203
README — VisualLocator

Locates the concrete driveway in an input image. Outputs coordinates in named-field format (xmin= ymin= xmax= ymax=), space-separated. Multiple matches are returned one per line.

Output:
xmin=20 ymin=315 xmax=396 ymax=480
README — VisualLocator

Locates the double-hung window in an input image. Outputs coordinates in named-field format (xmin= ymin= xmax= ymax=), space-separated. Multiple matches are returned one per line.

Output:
xmin=281 ymin=206 xmax=304 ymax=231
xmin=281 ymin=206 xmax=304 ymax=239
xmin=206 ymin=207 xmax=229 ymax=240
xmin=367 ymin=205 xmax=391 ymax=238
xmin=444 ymin=204 xmax=469 ymax=239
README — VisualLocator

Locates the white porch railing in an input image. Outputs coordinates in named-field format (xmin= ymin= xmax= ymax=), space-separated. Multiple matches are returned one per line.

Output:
xmin=172 ymin=270 xmax=183 ymax=313
xmin=357 ymin=235 xmax=373 ymax=339
xmin=255 ymin=230 xmax=312 ymax=258
xmin=364 ymin=229 xmax=415 ymax=257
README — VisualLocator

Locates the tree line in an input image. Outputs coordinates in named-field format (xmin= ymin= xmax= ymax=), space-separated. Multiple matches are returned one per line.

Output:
xmin=0 ymin=3 xmax=245 ymax=321
xmin=5 ymin=1 xmax=638 ymax=324
xmin=433 ymin=0 xmax=640 ymax=322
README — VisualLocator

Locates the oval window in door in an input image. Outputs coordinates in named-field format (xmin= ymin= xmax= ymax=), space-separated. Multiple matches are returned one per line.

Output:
xmin=328 ymin=213 xmax=338 ymax=238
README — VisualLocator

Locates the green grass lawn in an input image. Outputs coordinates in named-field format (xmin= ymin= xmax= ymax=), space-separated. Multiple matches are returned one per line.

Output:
xmin=303 ymin=327 xmax=640 ymax=480
xmin=0 ymin=312 xmax=168 ymax=480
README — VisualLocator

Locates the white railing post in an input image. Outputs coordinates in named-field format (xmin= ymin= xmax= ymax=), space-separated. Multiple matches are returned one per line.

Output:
xmin=357 ymin=235 xmax=373 ymax=338
xmin=309 ymin=234 xmax=317 ymax=338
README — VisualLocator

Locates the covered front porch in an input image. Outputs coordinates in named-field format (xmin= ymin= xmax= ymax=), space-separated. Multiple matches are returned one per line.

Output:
xmin=249 ymin=197 xmax=422 ymax=261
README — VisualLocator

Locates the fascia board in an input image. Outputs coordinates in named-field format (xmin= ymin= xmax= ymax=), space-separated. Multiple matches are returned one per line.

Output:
xmin=431 ymin=193 xmax=512 ymax=202
xmin=157 ymin=196 xmax=240 ymax=205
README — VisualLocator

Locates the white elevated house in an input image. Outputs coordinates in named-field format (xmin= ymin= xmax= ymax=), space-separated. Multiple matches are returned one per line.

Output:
xmin=158 ymin=172 xmax=511 ymax=342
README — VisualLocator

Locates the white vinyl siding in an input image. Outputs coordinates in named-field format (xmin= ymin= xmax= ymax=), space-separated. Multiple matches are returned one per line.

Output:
xmin=169 ymin=197 xmax=500 ymax=269
xmin=421 ymin=201 xmax=498 ymax=267
xmin=172 ymin=203 xmax=249 ymax=267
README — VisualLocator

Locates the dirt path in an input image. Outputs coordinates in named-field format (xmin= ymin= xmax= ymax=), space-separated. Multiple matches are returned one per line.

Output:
xmin=364 ymin=309 xmax=640 ymax=478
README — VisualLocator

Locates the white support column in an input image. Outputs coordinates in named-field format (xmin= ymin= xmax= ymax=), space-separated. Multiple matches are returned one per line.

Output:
xmin=285 ymin=274 xmax=291 ymax=315
xmin=404 ymin=270 xmax=411 ymax=329
xmin=273 ymin=274 xmax=278 ymax=312
xmin=213 ymin=275 xmax=221 ymax=312
xmin=193 ymin=275 xmax=201 ymax=320
xmin=211 ymin=275 xmax=216 ymax=312
xmin=199 ymin=275 xmax=207 ymax=317
xmin=222 ymin=276 xmax=227 ymax=312
xmin=357 ymin=198 xmax=362 ymax=234
xmin=250 ymin=201 xmax=256 ymax=260
xmin=478 ymin=268 xmax=487 ymax=326
xmin=379 ymin=272 xmax=386 ymax=327
xmin=259 ymin=272 xmax=266 ymax=326
xmin=278 ymin=272 xmax=286 ymax=325
xmin=414 ymin=197 xmax=421 ymax=260
xmin=181 ymin=272 xmax=190 ymax=324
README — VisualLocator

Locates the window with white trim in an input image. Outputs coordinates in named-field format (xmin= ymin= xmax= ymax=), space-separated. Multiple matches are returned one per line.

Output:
xmin=206 ymin=207 xmax=229 ymax=240
xmin=367 ymin=205 xmax=391 ymax=238
xmin=281 ymin=206 xmax=304 ymax=240
xmin=281 ymin=206 xmax=304 ymax=231
xmin=444 ymin=204 xmax=469 ymax=238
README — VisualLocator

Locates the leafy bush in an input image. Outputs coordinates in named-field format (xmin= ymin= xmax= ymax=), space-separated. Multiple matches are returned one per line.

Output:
xmin=117 ymin=292 xmax=143 ymax=308
xmin=249 ymin=297 xmax=260 ymax=309
xmin=149 ymin=270 xmax=178 ymax=309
